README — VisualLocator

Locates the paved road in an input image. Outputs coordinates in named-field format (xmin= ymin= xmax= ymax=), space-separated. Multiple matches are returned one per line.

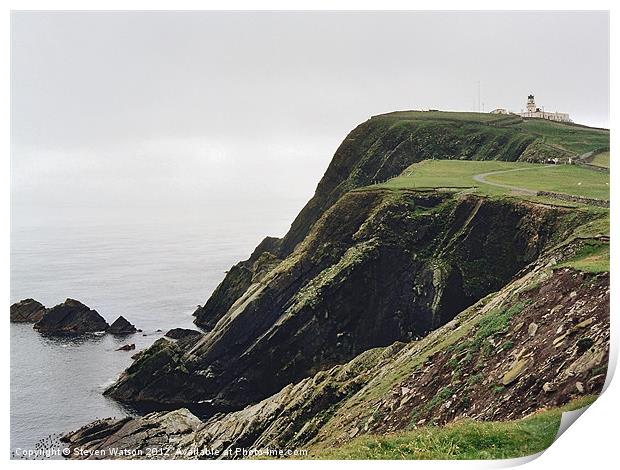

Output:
xmin=472 ymin=165 xmax=608 ymax=207
xmin=472 ymin=166 xmax=551 ymax=195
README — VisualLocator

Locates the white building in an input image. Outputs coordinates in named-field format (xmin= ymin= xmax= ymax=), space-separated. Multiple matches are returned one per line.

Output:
xmin=517 ymin=94 xmax=571 ymax=122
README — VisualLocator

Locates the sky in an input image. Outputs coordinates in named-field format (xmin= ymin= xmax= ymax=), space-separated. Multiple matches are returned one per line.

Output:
xmin=11 ymin=11 xmax=610 ymax=228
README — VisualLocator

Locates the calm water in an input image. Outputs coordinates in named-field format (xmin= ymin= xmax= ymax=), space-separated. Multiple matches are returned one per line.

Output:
xmin=10 ymin=206 xmax=300 ymax=453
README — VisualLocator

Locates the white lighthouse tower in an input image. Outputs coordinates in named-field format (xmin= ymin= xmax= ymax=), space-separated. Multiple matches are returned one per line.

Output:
xmin=526 ymin=94 xmax=537 ymax=114
xmin=517 ymin=94 xmax=571 ymax=122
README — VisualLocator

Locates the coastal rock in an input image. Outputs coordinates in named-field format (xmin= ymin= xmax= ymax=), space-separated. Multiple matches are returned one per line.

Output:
xmin=116 ymin=344 xmax=136 ymax=351
xmin=164 ymin=328 xmax=204 ymax=348
xmin=108 ymin=316 xmax=137 ymax=335
xmin=164 ymin=328 xmax=203 ymax=340
xmin=10 ymin=299 xmax=47 ymax=323
xmin=62 ymin=409 xmax=201 ymax=460
xmin=33 ymin=299 xmax=109 ymax=334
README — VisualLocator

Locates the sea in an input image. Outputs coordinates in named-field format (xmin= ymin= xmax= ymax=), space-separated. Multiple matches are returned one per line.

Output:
xmin=10 ymin=203 xmax=303 ymax=455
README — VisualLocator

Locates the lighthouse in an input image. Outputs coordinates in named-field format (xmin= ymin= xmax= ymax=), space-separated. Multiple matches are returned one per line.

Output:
xmin=526 ymin=94 xmax=537 ymax=113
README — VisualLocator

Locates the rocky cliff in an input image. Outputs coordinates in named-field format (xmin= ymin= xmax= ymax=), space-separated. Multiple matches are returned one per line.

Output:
xmin=193 ymin=115 xmax=542 ymax=330
xmin=63 ymin=236 xmax=609 ymax=459
xmin=103 ymin=187 xmax=582 ymax=411
xmin=61 ymin=112 xmax=610 ymax=459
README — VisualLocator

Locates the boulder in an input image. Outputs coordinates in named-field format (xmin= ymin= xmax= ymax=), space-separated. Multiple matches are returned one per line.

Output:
xmin=33 ymin=299 xmax=109 ymax=334
xmin=116 ymin=344 xmax=135 ymax=351
xmin=62 ymin=409 xmax=201 ymax=460
xmin=108 ymin=316 xmax=137 ymax=335
xmin=164 ymin=328 xmax=204 ymax=348
xmin=10 ymin=299 xmax=47 ymax=323
xmin=164 ymin=328 xmax=202 ymax=340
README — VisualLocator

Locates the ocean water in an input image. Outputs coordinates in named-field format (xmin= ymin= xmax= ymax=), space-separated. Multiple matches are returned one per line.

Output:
xmin=10 ymin=205 xmax=301 ymax=454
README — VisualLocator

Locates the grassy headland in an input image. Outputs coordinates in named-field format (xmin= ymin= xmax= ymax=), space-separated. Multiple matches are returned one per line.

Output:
xmin=375 ymin=160 xmax=609 ymax=201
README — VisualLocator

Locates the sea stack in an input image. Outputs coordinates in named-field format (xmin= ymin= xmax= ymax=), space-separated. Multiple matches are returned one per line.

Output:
xmin=108 ymin=316 xmax=137 ymax=335
xmin=10 ymin=299 xmax=47 ymax=323
xmin=33 ymin=299 xmax=109 ymax=334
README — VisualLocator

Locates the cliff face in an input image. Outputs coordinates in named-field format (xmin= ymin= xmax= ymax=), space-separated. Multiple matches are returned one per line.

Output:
xmin=193 ymin=115 xmax=536 ymax=329
xmin=62 ymin=112 xmax=609 ymax=460
xmin=105 ymin=189 xmax=574 ymax=410
xmin=64 ymin=247 xmax=609 ymax=460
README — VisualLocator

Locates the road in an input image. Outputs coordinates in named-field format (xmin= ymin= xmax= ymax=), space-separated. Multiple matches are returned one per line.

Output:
xmin=471 ymin=166 xmax=551 ymax=195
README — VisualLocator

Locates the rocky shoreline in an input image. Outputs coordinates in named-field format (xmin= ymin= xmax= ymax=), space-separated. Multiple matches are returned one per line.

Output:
xmin=10 ymin=298 xmax=139 ymax=337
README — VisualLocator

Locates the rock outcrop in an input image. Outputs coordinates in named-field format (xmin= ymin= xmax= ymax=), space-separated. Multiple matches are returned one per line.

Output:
xmin=61 ymin=409 xmax=201 ymax=460
xmin=193 ymin=115 xmax=538 ymax=330
xmin=108 ymin=316 xmax=137 ymax=335
xmin=164 ymin=328 xmax=203 ymax=340
xmin=163 ymin=328 xmax=204 ymax=349
xmin=10 ymin=299 xmax=47 ymax=323
xmin=64 ymin=257 xmax=610 ymax=460
xmin=103 ymin=190 xmax=578 ymax=410
xmin=33 ymin=299 xmax=109 ymax=334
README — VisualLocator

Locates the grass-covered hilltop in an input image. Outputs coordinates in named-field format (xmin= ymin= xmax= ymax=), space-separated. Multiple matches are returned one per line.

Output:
xmin=62 ymin=111 xmax=609 ymax=460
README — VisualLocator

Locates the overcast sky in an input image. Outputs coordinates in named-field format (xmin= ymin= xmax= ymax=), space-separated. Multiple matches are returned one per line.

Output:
xmin=11 ymin=11 xmax=609 ymax=227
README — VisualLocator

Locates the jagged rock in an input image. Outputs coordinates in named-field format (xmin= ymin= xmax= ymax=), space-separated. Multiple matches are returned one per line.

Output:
xmin=400 ymin=395 xmax=413 ymax=406
xmin=108 ymin=316 xmax=137 ymax=335
xmin=553 ymin=333 xmax=568 ymax=347
xmin=164 ymin=328 xmax=202 ymax=340
xmin=33 ymin=299 xmax=109 ymax=334
xmin=116 ymin=344 xmax=135 ymax=351
xmin=542 ymin=382 xmax=556 ymax=393
xmin=62 ymin=409 xmax=201 ymax=460
xmin=501 ymin=358 xmax=529 ymax=386
xmin=575 ymin=382 xmax=585 ymax=393
xmin=163 ymin=328 xmax=204 ymax=349
xmin=576 ymin=318 xmax=594 ymax=329
xmin=10 ymin=299 xmax=47 ymax=323
xmin=528 ymin=322 xmax=539 ymax=337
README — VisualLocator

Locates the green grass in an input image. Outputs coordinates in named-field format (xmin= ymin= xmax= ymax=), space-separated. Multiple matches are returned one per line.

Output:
xmin=372 ymin=111 xmax=609 ymax=155
xmin=570 ymin=211 xmax=610 ymax=238
xmin=378 ymin=160 xmax=522 ymax=193
xmin=485 ymin=164 xmax=609 ymax=200
xmin=514 ymin=120 xmax=609 ymax=155
xmin=455 ymin=301 xmax=527 ymax=357
xmin=377 ymin=160 xmax=609 ymax=201
xmin=309 ymin=396 xmax=597 ymax=460
xmin=375 ymin=110 xmax=512 ymax=124
xmin=557 ymin=241 xmax=610 ymax=273
xmin=590 ymin=151 xmax=610 ymax=168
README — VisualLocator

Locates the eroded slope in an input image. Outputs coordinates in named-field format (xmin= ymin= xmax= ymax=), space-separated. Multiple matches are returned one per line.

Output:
xmin=104 ymin=190 xmax=575 ymax=410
